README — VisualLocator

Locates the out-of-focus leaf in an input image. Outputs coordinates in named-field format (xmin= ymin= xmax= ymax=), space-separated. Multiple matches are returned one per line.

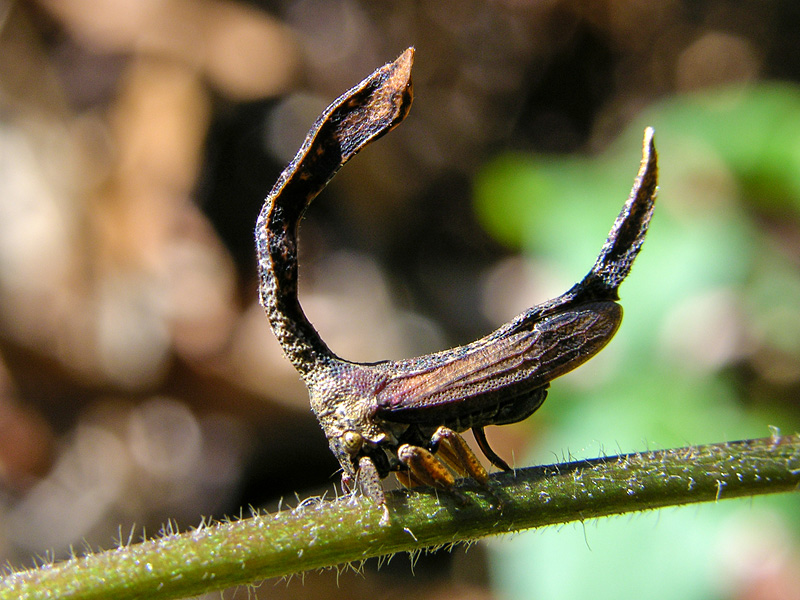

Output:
xmin=474 ymin=82 xmax=800 ymax=600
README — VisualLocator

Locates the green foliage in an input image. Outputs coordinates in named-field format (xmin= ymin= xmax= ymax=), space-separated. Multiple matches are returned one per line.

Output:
xmin=473 ymin=82 xmax=800 ymax=599
xmin=2 ymin=437 xmax=797 ymax=600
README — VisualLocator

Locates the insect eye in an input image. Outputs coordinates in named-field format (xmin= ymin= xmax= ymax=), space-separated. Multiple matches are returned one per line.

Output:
xmin=341 ymin=431 xmax=364 ymax=454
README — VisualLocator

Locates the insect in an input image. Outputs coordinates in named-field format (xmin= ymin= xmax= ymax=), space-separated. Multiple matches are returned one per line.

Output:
xmin=255 ymin=47 xmax=658 ymax=511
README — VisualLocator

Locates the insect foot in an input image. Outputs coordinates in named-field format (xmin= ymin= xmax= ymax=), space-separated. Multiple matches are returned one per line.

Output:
xmin=256 ymin=47 xmax=658 ymax=515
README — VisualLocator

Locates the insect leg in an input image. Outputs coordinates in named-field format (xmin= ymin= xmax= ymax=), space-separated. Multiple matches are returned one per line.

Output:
xmin=397 ymin=443 xmax=456 ymax=489
xmin=472 ymin=427 xmax=512 ymax=472
xmin=431 ymin=426 xmax=490 ymax=484
xmin=394 ymin=469 xmax=424 ymax=488
xmin=354 ymin=456 xmax=386 ymax=507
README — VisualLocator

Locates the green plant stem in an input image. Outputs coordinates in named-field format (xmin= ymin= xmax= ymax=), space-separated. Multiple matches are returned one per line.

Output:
xmin=3 ymin=434 xmax=798 ymax=600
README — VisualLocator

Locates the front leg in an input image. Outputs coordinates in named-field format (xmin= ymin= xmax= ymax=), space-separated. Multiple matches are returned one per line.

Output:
xmin=344 ymin=455 xmax=386 ymax=506
xmin=350 ymin=456 xmax=390 ymax=523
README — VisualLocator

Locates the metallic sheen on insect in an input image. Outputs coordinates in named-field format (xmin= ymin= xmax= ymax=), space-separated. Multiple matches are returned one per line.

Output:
xmin=255 ymin=48 xmax=658 ymax=511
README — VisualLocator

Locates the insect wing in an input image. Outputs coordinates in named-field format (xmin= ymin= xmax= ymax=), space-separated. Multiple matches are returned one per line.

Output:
xmin=375 ymin=301 xmax=622 ymax=422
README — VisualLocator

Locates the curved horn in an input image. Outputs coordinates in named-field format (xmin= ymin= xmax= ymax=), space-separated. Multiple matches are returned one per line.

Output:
xmin=256 ymin=49 xmax=414 ymax=378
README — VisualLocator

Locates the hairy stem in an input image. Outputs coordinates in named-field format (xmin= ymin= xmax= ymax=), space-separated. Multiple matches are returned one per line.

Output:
xmin=3 ymin=434 xmax=798 ymax=600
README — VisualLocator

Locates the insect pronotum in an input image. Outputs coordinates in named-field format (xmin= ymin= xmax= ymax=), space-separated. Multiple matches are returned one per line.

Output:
xmin=256 ymin=47 xmax=658 ymax=512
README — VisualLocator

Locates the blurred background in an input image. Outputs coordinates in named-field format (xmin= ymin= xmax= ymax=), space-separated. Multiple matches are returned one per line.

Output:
xmin=1 ymin=0 xmax=800 ymax=598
